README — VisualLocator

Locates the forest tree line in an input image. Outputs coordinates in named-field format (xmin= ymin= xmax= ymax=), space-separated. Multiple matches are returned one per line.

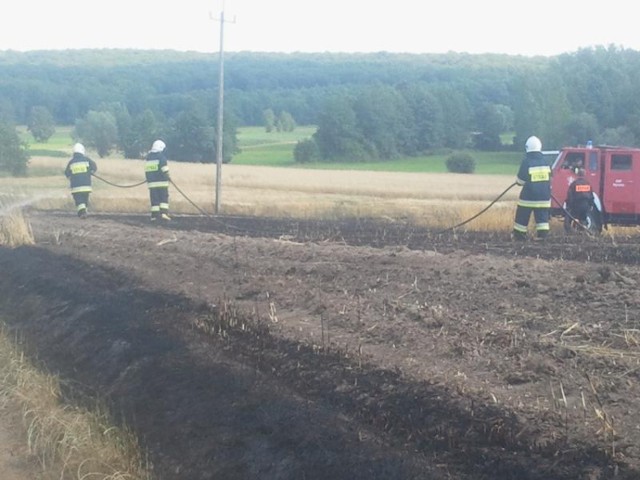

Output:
xmin=2 ymin=45 xmax=640 ymax=167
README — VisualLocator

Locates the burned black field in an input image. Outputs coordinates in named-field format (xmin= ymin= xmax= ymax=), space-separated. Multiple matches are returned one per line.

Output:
xmin=1 ymin=211 xmax=640 ymax=480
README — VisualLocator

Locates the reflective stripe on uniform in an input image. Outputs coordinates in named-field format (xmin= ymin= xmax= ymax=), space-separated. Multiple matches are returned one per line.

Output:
xmin=145 ymin=160 xmax=160 ymax=172
xmin=517 ymin=199 xmax=551 ymax=208
xmin=148 ymin=181 xmax=169 ymax=188
xmin=528 ymin=165 xmax=551 ymax=182
xmin=535 ymin=222 xmax=550 ymax=231
xmin=70 ymin=161 xmax=90 ymax=174
xmin=513 ymin=222 xmax=528 ymax=233
xmin=71 ymin=185 xmax=92 ymax=193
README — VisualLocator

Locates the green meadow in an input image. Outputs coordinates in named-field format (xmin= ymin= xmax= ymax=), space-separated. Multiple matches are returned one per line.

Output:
xmin=234 ymin=126 xmax=522 ymax=174
xmin=21 ymin=125 xmax=522 ymax=175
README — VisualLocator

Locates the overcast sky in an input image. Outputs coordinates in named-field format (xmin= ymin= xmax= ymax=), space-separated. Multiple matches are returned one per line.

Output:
xmin=1 ymin=0 xmax=637 ymax=57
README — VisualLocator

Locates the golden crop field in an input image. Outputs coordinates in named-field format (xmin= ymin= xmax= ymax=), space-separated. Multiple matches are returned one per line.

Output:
xmin=2 ymin=155 xmax=522 ymax=232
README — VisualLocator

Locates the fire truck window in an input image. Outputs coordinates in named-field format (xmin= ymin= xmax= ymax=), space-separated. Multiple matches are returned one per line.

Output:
xmin=611 ymin=154 xmax=632 ymax=171
xmin=562 ymin=152 xmax=585 ymax=169
xmin=589 ymin=151 xmax=598 ymax=171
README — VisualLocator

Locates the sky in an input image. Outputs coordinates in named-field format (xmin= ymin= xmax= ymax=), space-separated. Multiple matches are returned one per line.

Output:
xmin=1 ymin=0 xmax=638 ymax=57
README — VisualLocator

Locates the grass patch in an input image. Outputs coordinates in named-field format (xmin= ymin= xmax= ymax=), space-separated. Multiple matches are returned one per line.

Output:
xmin=233 ymin=126 xmax=521 ymax=174
xmin=236 ymin=125 xmax=316 ymax=147
xmin=16 ymin=124 xmax=523 ymax=175
xmin=18 ymin=125 xmax=74 ymax=151
xmin=0 ymin=200 xmax=34 ymax=247
xmin=0 ymin=322 xmax=151 ymax=480
xmin=28 ymin=149 xmax=68 ymax=158
xmin=282 ymin=151 xmax=520 ymax=175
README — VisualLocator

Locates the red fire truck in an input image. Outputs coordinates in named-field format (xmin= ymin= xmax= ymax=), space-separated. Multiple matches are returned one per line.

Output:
xmin=550 ymin=145 xmax=640 ymax=233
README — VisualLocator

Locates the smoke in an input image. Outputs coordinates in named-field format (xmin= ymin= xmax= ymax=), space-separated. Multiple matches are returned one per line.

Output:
xmin=0 ymin=192 xmax=66 ymax=217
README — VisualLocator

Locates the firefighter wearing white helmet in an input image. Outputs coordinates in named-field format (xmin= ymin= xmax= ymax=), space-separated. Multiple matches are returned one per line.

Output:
xmin=512 ymin=135 xmax=552 ymax=240
xmin=145 ymin=139 xmax=171 ymax=221
xmin=64 ymin=143 xmax=97 ymax=218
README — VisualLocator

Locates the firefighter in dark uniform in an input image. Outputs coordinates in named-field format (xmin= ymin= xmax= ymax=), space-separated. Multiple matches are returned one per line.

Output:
xmin=565 ymin=167 xmax=595 ymax=229
xmin=145 ymin=139 xmax=171 ymax=221
xmin=64 ymin=143 xmax=97 ymax=218
xmin=512 ymin=135 xmax=551 ymax=240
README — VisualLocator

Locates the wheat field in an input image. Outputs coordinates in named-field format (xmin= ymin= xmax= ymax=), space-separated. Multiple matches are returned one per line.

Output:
xmin=1 ymin=156 xmax=522 ymax=231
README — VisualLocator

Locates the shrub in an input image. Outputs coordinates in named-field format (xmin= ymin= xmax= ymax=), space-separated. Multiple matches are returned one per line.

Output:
xmin=294 ymin=138 xmax=320 ymax=163
xmin=0 ymin=121 xmax=30 ymax=176
xmin=445 ymin=152 xmax=476 ymax=174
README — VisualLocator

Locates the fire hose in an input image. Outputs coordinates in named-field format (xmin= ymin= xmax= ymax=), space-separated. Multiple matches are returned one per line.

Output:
xmin=437 ymin=182 xmax=518 ymax=234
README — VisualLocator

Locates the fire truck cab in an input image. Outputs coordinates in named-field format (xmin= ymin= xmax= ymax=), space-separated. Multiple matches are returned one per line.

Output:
xmin=550 ymin=145 xmax=640 ymax=233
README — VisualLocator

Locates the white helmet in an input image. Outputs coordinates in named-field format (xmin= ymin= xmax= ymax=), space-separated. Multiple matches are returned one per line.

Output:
xmin=151 ymin=140 xmax=166 ymax=153
xmin=525 ymin=136 xmax=542 ymax=153
xmin=73 ymin=143 xmax=85 ymax=155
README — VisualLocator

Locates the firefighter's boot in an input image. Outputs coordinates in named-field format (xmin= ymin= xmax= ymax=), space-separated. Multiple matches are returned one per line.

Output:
xmin=511 ymin=230 xmax=527 ymax=241
xmin=535 ymin=230 xmax=548 ymax=241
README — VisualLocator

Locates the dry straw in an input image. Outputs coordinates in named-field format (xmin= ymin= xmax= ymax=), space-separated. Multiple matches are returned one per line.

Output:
xmin=19 ymin=156 xmax=521 ymax=230
xmin=0 ymin=198 xmax=35 ymax=247
xmin=0 ymin=327 xmax=151 ymax=480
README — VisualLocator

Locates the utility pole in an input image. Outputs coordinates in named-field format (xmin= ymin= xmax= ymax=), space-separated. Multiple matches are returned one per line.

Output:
xmin=214 ymin=9 xmax=225 ymax=214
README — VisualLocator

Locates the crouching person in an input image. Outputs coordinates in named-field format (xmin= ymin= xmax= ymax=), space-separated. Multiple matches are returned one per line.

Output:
xmin=564 ymin=167 xmax=596 ymax=232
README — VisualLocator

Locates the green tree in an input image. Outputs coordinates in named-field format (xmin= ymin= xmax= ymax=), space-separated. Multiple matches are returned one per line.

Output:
xmin=445 ymin=152 xmax=476 ymax=173
xmin=399 ymin=83 xmax=444 ymax=153
xmin=563 ymin=112 xmax=599 ymax=146
xmin=166 ymin=107 xmax=214 ymax=162
xmin=435 ymin=86 xmax=472 ymax=149
xmin=74 ymin=110 xmax=118 ymax=157
xmin=132 ymin=109 xmax=161 ymax=157
xmin=263 ymin=108 xmax=275 ymax=132
xmin=512 ymin=77 xmax=543 ymax=150
xmin=600 ymin=126 xmax=636 ymax=147
xmin=293 ymin=138 xmax=319 ymax=163
xmin=0 ymin=98 xmax=16 ymax=123
xmin=353 ymin=85 xmax=411 ymax=159
xmin=0 ymin=121 xmax=30 ymax=176
xmin=474 ymin=103 xmax=505 ymax=151
xmin=27 ymin=106 xmax=56 ymax=142
xmin=117 ymin=108 xmax=160 ymax=159
xmin=512 ymin=71 xmax=570 ymax=150
xmin=314 ymin=94 xmax=367 ymax=161
xmin=165 ymin=106 xmax=239 ymax=164
xmin=276 ymin=111 xmax=296 ymax=132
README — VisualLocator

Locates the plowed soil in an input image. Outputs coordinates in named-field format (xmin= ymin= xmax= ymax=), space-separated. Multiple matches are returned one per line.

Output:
xmin=1 ymin=211 xmax=640 ymax=480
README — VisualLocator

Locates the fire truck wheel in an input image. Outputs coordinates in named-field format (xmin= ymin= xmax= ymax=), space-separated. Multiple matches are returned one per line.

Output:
xmin=584 ymin=209 xmax=603 ymax=234
xmin=563 ymin=209 xmax=602 ymax=235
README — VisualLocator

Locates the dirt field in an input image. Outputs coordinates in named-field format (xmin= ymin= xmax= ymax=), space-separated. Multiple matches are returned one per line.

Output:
xmin=1 ymin=211 xmax=640 ymax=479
